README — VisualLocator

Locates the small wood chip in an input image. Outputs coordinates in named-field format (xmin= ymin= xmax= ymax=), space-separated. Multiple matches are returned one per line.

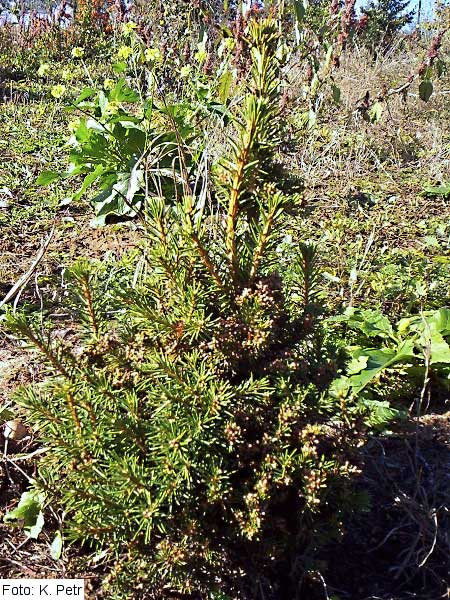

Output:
xmin=3 ymin=420 xmax=28 ymax=441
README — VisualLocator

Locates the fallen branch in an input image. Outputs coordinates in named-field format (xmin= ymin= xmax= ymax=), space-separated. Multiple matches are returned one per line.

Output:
xmin=0 ymin=223 xmax=56 ymax=310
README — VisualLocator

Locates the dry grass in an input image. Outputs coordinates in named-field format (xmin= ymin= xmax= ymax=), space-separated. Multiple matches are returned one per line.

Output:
xmin=285 ymin=41 xmax=450 ymax=205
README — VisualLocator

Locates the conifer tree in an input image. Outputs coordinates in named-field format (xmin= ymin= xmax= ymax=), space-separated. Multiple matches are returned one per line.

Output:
xmin=359 ymin=0 xmax=414 ymax=52
xmin=6 ymin=15 xmax=361 ymax=599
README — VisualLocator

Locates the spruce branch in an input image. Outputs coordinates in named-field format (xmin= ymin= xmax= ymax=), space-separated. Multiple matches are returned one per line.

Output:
xmin=190 ymin=231 xmax=226 ymax=293
xmin=225 ymin=116 xmax=258 ymax=281
xmin=14 ymin=386 xmax=67 ymax=434
xmin=6 ymin=313 xmax=70 ymax=379
xmin=69 ymin=263 xmax=101 ymax=339
xmin=65 ymin=390 xmax=83 ymax=438
xmin=298 ymin=242 xmax=321 ymax=311
xmin=81 ymin=275 xmax=99 ymax=338
xmin=249 ymin=190 xmax=286 ymax=282
xmin=221 ymin=18 xmax=283 ymax=286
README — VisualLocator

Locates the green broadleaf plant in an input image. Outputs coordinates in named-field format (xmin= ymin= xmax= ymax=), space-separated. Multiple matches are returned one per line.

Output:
xmin=4 ymin=489 xmax=45 ymax=539
xmin=419 ymin=79 xmax=433 ymax=102
xmin=38 ymin=78 xmax=201 ymax=224
xmin=330 ymin=307 xmax=450 ymax=397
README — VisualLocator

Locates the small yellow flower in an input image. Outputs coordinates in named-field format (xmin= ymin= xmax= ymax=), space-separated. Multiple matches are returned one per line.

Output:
xmin=38 ymin=63 xmax=50 ymax=77
xmin=122 ymin=21 xmax=137 ymax=35
xmin=117 ymin=45 xmax=133 ymax=60
xmin=71 ymin=46 xmax=84 ymax=59
xmin=144 ymin=47 xmax=162 ymax=63
xmin=180 ymin=64 xmax=192 ymax=78
xmin=51 ymin=84 xmax=66 ymax=99
xmin=105 ymin=100 xmax=120 ymax=116
xmin=61 ymin=68 xmax=72 ymax=81
xmin=103 ymin=78 xmax=115 ymax=90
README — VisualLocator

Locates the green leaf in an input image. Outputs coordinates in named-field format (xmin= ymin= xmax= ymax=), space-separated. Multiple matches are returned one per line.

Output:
xmin=423 ymin=182 xmax=450 ymax=197
xmin=73 ymin=164 xmax=106 ymax=202
xmin=435 ymin=58 xmax=445 ymax=78
xmin=292 ymin=0 xmax=307 ymax=22
xmin=85 ymin=118 xmax=105 ymax=132
xmin=322 ymin=271 xmax=341 ymax=283
xmin=112 ymin=61 xmax=127 ymax=73
xmin=347 ymin=354 xmax=368 ymax=375
xmin=360 ymin=399 xmax=406 ymax=428
xmin=419 ymin=80 xmax=433 ymax=102
xmin=398 ymin=308 xmax=450 ymax=339
xmin=0 ymin=403 xmax=13 ymax=421
xmin=4 ymin=489 xmax=45 ymax=539
xmin=397 ymin=314 xmax=422 ymax=336
xmin=428 ymin=308 xmax=450 ymax=337
xmin=345 ymin=309 xmax=396 ymax=341
xmin=108 ymin=114 xmax=143 ymax=125
xmin=98 ymin=91 xmax=109 ymax=116
xmin=110 ymin=79 xmax=139 ymax=103
xmin=429 ymin=332 xmax=450 ymax=365
xmin=332 ymin=84 xmax=341 ymax=104
xmin=368 ymin=101 xmax=383 ymax=123
xmin=307 ymin=109 xmax=316 ymax=129
xmin=74 ymin=119 xmax=90 ymax=144
xmin=324 ymin=43 xmax=333 ymax=71
xmin=423 ymin=67 xmax=433 ymax=80
xmin=29 ymin=511 xmax=45 ymax=539
xmin=91 ymin=171 xmax=143 ymax=220
xmin=126 ymin=163 xmax=144 ymax=205
xmin=36 ymin=170 xmax=61 ymax=185
xmin=73 ymin=87 xmax=96 ymax=106
xmin=50 ymin=531 xmax=63 ymax=560
xmin=422 ymin=235 xmax=440 ymax=248
xmin=345 ymin=340 xmax=415 ymax=393
xmin=218 ymin=70 xmax=233 ymax=105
